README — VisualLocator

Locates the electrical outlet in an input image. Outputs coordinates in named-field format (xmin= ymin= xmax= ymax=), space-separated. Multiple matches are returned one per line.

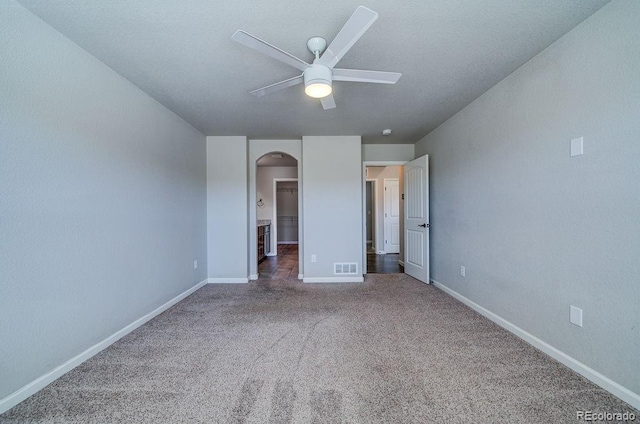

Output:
xmin=311 ymin=254 xmax=317 ymax=263
xmin=460 ymin=266 xmax=466 ymax=277
xmin=193 ymin=260 xmax=198 ymax=270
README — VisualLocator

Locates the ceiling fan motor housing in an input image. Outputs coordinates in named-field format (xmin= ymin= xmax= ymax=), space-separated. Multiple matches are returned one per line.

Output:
xmin=307 ymin=37 xmax=327 ymax=56
xmin=304 ymin=64 xmax=332 ymax=98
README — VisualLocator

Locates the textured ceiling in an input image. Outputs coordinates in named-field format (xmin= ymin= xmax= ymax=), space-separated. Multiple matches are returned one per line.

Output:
xmin=17 ymin=0 xmax=610 ymax=144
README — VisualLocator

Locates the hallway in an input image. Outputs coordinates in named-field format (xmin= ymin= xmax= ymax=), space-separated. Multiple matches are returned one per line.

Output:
xmin=367 ymin=252 xmax=403 ymax=274
xmin=258 ymin=245 xmax=299 ymax=280
xmin=259 ymin=244 xmax=403 ymax=280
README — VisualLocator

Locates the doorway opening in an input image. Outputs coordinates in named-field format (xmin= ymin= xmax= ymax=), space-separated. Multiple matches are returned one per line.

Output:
xmin=275 ymin=180 xmax=298 ymax=247
xmin=256 ymin=152 xmax=300 ymax=280
xmin=365 ymin=180 xmax=376 ymax=253
xmin=363 ymin=163 xmax=406 ymax=274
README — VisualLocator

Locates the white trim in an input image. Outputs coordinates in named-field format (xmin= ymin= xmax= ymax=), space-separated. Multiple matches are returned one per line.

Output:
xmin=431 ymin=279 xmax=640 ymax=411
xmin=297 ymin=274 xmax=303 ymax=280
xmin=266 ymin=252 xmax=277 ymax=257
xmin=248 ymin=274 xmax=258 ymax=281
xmin=303 ymin=276 xmax=364 ymax=283
xmin=277 ymin=241 xmax=299 ymax=245
xmin=0 ymin=279 xmax=209 ymax=414
xmin=208 ymin=277 xmax=248 ymax=284
xmin=398 ymin=260 xmax=405 ymax=266
xmin=377 ymin=251 xmax=386 ymax=255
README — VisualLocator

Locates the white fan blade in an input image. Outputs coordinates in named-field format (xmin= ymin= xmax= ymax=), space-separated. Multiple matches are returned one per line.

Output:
xmin=320 ymin=94 xmax=336 ymax=110
xmin=249 ymin=75 xmax=304 ymax=97
xmin=317 ymin=6 xmax=378 ymax=69
xmin=332 ymin=68 xmax=401 ymax=84
xmin=232 ymin=30 xmax=311 ymax=72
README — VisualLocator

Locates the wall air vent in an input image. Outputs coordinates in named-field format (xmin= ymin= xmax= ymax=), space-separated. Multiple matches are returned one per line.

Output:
xmin=334 ymin=263 xmax=358 ymax=275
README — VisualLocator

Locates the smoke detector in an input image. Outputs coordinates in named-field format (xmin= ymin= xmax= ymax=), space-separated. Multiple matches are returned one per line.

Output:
xmin=382 ymin=129 xmax=392 ymax=136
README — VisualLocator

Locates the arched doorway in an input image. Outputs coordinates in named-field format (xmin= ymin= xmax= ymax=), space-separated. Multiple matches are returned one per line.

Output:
xmin=248 ymin=140 xmax=303 ymax=280
xmin=255 ymin=152 xmax=299 ymax=279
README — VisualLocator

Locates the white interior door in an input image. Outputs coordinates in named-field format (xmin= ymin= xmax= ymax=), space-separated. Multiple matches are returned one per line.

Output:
xmin=383 ymin=179 xmax=400 ymax=253
xmin=404 ymin=155 xmax=429 ymax=283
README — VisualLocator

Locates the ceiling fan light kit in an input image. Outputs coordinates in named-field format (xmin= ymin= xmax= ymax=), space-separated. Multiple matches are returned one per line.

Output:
xmin=231 ymin=6 xmax=401 ymax=110
xmin=304 ymin=64 xmax=332 ymax=98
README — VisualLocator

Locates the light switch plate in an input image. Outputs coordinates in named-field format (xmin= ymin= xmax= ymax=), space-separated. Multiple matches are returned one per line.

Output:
xmin=570 ymin=305 xmax=583 ymax=327
xmin=571 ymin=137 xmax=584 ymax=157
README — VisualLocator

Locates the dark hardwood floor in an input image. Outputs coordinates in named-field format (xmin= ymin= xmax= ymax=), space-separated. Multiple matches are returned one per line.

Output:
xmin=366 ymin=241 xmax=404 ymax=274
xmin=259 ymin=244 xmax=403 ymax=279
xmin=258 ymin=244 xmax=299 ymax=280
xmin=367 ymin=252 xmax=403 ymax=274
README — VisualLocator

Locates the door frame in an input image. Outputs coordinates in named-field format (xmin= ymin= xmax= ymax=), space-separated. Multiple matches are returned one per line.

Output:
xmin=362 ymin=161 xmax=407 ymax=274
xmin=383 ymin=178 xmax=400 ymax=254
xmin=272 ymin=178 xmax=298 ymax=253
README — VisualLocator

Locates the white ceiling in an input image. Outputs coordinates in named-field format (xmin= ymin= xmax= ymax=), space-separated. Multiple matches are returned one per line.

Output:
xmin=17 ymin=0 xmax=610 ymax=144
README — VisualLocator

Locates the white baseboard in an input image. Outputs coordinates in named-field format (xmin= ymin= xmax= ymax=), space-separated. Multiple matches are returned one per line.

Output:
xmin=377 ymin=251 xmax=386 ymax=255
xmin=431 ymin=279 xmax=640 ymax=411
xmin=266 ymin=252 xmax=277 ymax=257
xmin=298 ymin=274 xmax=303 ymax=280
xmin=248 ymin=274 xmax=258 ymax=281
xmin=277 ymin=241 xmax=298 ymax=245
xmin=303 ymin=276 xmax=364 ymax=283
xmin=207 ymin=277 xmax=248 ymax=284
xmin=0 ymin=279 xmax=208 ymax=415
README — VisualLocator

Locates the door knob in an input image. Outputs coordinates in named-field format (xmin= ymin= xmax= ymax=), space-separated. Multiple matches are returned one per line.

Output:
xmin=419 ymin=223 xmax=430 ymax=228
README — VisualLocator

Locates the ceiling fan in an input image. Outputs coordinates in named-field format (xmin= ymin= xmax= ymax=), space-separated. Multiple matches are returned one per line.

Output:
xmin=231 ymin=6 xmax=402 ymax=110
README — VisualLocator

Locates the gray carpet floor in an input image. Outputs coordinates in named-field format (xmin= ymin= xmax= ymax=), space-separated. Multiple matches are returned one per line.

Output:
xmin=2 ymin=274 xmax=637 ymax=423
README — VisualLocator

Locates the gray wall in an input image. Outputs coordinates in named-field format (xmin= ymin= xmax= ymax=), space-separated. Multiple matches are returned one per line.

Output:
xmin=0 ymin=1 xmax=207 ymax=400
xmin=362 ymin=144 xmax=414 ymax=162
xmin=415 ymin=0 xmax=640 ymax=396
xmin=206 ymin=136 xmax=248 ymax=280
xmin=303 ymin=136 xmax=363 ymax=280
